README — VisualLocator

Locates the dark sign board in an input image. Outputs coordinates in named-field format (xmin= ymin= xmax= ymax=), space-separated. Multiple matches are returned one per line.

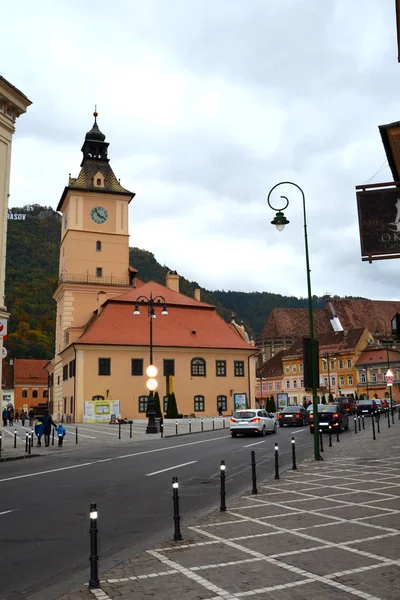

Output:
xmin=356 ymin=185 xmax=400 ymax=261
xmin=302 ymin=337 xmax=319 ymax=390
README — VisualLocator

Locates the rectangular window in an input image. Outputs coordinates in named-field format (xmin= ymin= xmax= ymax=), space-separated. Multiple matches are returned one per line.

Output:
xmin=138 ymin=396 xmax=148 ymax=413
xmin=194 ymin=395 xmax=205 ymax=411
xmin=268 ymin=382 xmax=272 ymax=391
xmin=300 ymin=379 xmax=304 ymax=387
xmin=163 ymin=359 xmax=175 ymax=377
xmin=234 ymin=360 xmax=245 ymax=377
xmin=70 ymin=396 xmax=74 ymax=413
xmin=330 ymin=360 xmax=335 ymax=370
xmin=339 ymin=359 xmax=344 ymax=369
xmin=276 ymin=381 xmax=281 ymax=390
xmin=293 ymin=380 xmax=297 ymax=388
xmin=63 ymin=397 xmax=67 ymax=413
xmin=63 ymin=365 xmax=68 ymax=381
xmin=339 ymin=376 xmax=345 ymax=386
xmin=285 ymin=365 xmax=290 ymax=374
xmin=32 ymin=389 xmax=38 ymax=399
xmin=69 ymin=360 xmax=76 ymax=378
xmin=371 ymin=372 xmax=377 ymax=383
xmin=360 ymin=372 xmax=366 ymax=383
xmin=347 ymin=359 xmax=352 ymax=368
xmin=292 ymin=364 xmax=297 ymax=373
xmin=98 ymin=358 xmax=111 ymax=376
xmin=217 ymin=395 xmax=227 ymax=411
xmin=348 ymin=375 xmax=353 ymax=385
xmin=324 ymin=377 xmax=328 ymax=387
xmin=43 ymin=389 xmax=48 ymax=398
xmin=322 ymin=361 xmax=327 ymax=371
xmin=286 ymin=380 xmax=290 ymax=389
xmin=215 ymin=360 xmax=226 ymax=377
xmin=131 ymin=358 xmax=143 ymax=376
xmin=331 ymin=377 xmax=336 ymax=386
xmin=96 ymin=267 xmax=103 ymax=278
xmin=299 ymin=363 xmax=303 ymax=373
xmin=22 ymin=389 xmax=28 ymax=398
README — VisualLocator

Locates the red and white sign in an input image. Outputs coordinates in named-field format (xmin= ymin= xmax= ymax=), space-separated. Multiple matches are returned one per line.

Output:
xmin=1 ymin=346 xmax=7 ymax=359
xmin=0 ymin=319 xmax=7 ymax=337
xmin=385 ymin=374 xmax=394 ymax=385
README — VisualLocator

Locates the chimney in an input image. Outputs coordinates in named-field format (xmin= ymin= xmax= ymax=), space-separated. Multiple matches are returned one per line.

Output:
xmin=194 ymin=288 xmax=201 ymax=301
xmin=166 ymin=270 xmax=179 ymax=292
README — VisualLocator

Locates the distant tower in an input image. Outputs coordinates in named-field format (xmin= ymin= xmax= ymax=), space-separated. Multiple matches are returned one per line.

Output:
xmin=50 ymin=111 xmax=135 ymax=418
xmin=0 ymin=77 xmax=31 ymax=418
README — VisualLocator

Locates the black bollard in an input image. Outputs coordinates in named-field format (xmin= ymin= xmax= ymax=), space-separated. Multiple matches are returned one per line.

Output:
xmin=387 ymin=408 xmax=391 ymax=429
xmin=212 ymin=417 xmax=215 ymax=430
xmin=274 ymin=443 xmax=280 ymax=479
xmin=291 ymin=437 xmax=297 ymax=470
xmin=160 ymin=419 xmax=164 ymax=439
xmin=28 ymin=435 xmax=31 ymax=455
xmin=0 ymin=433 xmax=2 ymax=457
xmin=130 ymin=421 xmax=132 ymax=439
xmin=14 ymin=429 xmax=17 ymax=449
xmin=118 ymin=423 xmax=121 ymax=439
xmin=362 ymin=415 xmax=365 ymax=430
xmin=175 ymin=420 xmax=178 ymax=436
xmin=31 ymin=428 xmax=34 ymax=448
xmin=51 ymin=428 xmax=54 ymax=445
xmin=377 ymin=413 xmax=380 ymax=434
xmin=328 ymin=426 xmax=332 ymax=447
xmin=354 ymin=417 xmax=358 ymax=434
xmin=398 ymin=405 xmax=400 ymax=420
xmin=172 ymin=477 xmax=182 ymax=540
xmin=372 ymin=413 xmax=376 ymax=440
xmin=25 ymin=432 xmax=29 ymax=453
xmin=88 ymin=503 xmax=99 ymax=589
xmin=220 ymin=460 xmax=227 ymax=511
xmin=201 ymin=418 xmax=204 ymax=432
xmin=251 ymin=450 xmax=258 ymax=493
xmin=319 ymin=429 xmax=324 ymax=453
xmin=392 ymin=407 xmax=395 ymax=425
xmin=189 ymin=419 xmax=192 ymax=434
xmin=76 ymin=426 xmax=79 ymax=444
xmin=336 ymin=427 xmax=340 ymax=442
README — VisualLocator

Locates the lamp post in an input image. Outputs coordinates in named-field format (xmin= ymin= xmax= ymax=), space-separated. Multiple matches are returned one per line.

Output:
xmin=373 ymin=317 xmax=394 ymax=411
xmin=361 ymin=368 xmax=370 ymax=399
xmin=267 ymin=182 xmax=320 ymax=460
xmin=322 ymin=353 xmax=336 ymax=399
xmin=134 ymin=293 xmax=168 ymax=434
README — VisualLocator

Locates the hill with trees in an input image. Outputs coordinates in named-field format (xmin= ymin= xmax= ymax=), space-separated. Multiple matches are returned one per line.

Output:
xmin=5 ymin=204 xmax=341 ymax=360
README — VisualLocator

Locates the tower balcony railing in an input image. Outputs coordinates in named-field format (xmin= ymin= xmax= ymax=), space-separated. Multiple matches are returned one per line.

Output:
xmin=58 ymin=272 xmax=131 ymax=287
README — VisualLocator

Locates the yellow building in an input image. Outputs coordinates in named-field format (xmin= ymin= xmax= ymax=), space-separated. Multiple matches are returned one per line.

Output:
xmin=47 ymin=114 xmax=257 ymax=421
xmin=0 ymin=76 xmax=31 ymax=413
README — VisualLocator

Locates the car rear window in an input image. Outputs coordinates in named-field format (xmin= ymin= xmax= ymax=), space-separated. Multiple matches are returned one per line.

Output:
xmin=318 ymin=405 xmax=338 ymax=412
xmin=282 ymin=407 xmax=302 ymax=413
xmin=358 ymin=400 xmax=372 ymax=405
xmin=233 ymin=411 xmax=256 ymax=419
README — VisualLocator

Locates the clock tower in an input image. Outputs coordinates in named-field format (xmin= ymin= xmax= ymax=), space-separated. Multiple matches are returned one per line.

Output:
xmin=51 ymin=112 xmax=135 ymax=414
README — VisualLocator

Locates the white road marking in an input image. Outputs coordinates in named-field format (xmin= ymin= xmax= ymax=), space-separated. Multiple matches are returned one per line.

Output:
xmin=70 ymin=426 xmax=120 ymax=437
xmin=64 ymin=428 xmax=96 ymax=439
xmin=146 ymin=460 xmax=197 ymax=476
xmin=0 ymin=435 xmax=227 ymax=484
xmin=0 ymin=510 xmax=13 ymax=516
xmin=291 ymin=429 xmax=307 ymax=434
xmin=243 ymin=440 xmax=266 ymax=447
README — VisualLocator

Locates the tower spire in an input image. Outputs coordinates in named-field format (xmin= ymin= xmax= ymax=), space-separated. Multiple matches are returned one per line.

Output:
xmin=80 ymin=109 xmax=109 ymax=164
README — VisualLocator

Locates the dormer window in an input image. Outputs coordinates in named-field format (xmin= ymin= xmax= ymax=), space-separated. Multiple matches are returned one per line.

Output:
xmin=96 ymin=240 xmax=102 ymax=252
xmin=93 ymin=171 xmax=105 ymax=187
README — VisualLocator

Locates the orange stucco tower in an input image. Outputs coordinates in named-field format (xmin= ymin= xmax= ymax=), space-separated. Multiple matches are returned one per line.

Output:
xmin=50 ymin=112 xmax=135 ymax=417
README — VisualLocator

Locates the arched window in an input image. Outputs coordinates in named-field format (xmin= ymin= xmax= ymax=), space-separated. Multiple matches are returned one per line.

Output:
xmin=92 ymin=395 xmax=105 ymax=401
xmin=191 ymin=357 xmax=206 ymax=376
xmin=194 ymin=395 xmax=205 ymax=411
xmin=96 ymin=240 xmax=102 ymax=252
xmin=217 ymin=395 xmax=227 ymax=412
xmin=139 ymin=395 xmax=148 ymax=413
xmin=96 ymin=178 xmax=102 ymax=186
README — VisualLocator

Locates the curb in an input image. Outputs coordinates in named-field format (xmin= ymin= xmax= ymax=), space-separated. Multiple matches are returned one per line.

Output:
xmin=0 ymin=453 xmax=40 ymax=463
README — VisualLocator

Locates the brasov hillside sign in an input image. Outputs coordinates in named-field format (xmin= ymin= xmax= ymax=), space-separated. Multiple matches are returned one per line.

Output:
xmin=356 ymin=183 xmax=400 ymax=262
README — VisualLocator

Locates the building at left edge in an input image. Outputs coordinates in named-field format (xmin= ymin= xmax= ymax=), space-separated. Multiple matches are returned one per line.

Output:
xmin=46 ymin=113 xmax=257 ymax=422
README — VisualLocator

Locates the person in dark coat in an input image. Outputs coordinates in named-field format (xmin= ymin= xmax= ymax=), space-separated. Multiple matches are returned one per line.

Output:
xmin=8 ymin=407 xmax=13 ymax=426
xmin=14 ymin=410 xmax=19 ymax=423
xmin=42 ymin=410 xmax=57 ymax=447
xmin=2 ymin=408 xmax=8 ymax=426
xmin=28 ymin=409 xmax=34 ymax=427
xmin=21 ymin=410 xmax=26 ymax=427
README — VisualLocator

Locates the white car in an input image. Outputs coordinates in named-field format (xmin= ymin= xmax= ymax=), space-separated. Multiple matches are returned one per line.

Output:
xmin=230 ymin=409 xmax=277 ymax=437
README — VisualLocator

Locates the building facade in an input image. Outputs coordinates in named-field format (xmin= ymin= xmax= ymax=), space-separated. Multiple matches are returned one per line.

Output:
xmin=47 ymin=115 xmax=257 ymax=421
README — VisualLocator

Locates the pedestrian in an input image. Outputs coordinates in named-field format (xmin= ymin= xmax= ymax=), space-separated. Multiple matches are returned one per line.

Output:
xmin=42 ymin=410 xmax=57 ymax=447
xmin=2 ymin=407 xmax=8 ymax=426
xmin=21 ymin=410 xmax=26 ymax=427
xmin=56 ymin=423 xmax=66 ymax=447
xmin=28 ymin=409 xmax=34 ymax=427
xmin=8 ymin=407 xmax=13 ymax=426
xmin=35 ymin=418 xmax=44 ymax=447
xmin=217 ymin=405 xmax=223 ymax=417
xmin=14 ymin=409 xmax=19 ymax=424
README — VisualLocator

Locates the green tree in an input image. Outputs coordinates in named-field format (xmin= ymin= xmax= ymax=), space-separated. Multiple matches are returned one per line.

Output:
xmin=153 ymin=391 xmax=162 ymax=418
xmin=166 ymin=392 xmax=179 ymax=419
xmin=328 ymin=393 xmax=334 ymax=403
xmin=354 ymin=391 xmax=359 ymax=400
xmin=269 ymin=395 xmax=276 ymax=412
xmin=321 ymin=395 xmax=326 ymax=404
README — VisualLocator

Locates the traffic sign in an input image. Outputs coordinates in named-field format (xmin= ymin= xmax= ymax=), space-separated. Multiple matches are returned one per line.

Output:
xmin=0 ymin=319 xmax=7 ymax=337
xmin=1 ymin=346 xmax=7 ymax=359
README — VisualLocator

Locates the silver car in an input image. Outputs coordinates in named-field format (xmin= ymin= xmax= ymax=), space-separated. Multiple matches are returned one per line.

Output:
xmin=230 ymin=409 xmax=277 ymax=437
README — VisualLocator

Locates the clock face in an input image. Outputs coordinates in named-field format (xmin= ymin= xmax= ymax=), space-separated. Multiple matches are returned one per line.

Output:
xmin=90 ymin=206 xmax=108 ymax=224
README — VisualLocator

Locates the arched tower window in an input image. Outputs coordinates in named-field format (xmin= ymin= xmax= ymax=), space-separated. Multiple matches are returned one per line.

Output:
xmin=96 ymin=240 xmax=102 ymax=252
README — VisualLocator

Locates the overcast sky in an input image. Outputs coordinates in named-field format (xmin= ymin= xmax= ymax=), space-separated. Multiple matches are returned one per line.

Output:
xmin=3 ymin=0 xmax=400 ymax=299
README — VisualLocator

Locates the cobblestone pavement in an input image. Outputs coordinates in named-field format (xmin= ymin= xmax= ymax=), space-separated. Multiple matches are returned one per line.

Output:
xmin=57 ymin=413 xmax=400 ymax=600
xmin=0 ymin=417 xmax=229 ymax=460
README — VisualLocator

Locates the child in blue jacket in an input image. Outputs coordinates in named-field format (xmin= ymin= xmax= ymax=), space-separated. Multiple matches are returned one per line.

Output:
xmin=56 ymin=423 xmax=66 ymax=447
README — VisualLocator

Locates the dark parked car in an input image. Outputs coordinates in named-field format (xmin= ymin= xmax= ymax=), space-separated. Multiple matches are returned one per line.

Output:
xmin=309 ymin=403 xmax=349 ymax=433
xmin=336 ymin=396 xmax=356 ymax=415
xmin=278 ymin=406 xmax=309 ymax=427
xmin=356 ymin=399 xmax=376 ymax=415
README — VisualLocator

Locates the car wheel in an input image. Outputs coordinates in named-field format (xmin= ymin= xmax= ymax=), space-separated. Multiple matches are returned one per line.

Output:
xmin=310 ymin=427 xmax=314 ymax=434
xmin=302 ymin=418 xmax=306 ymax=426
xmin=261 ymin=425 xmax=266 ymax=436
xmin=231 ymin=432 xmax=237 ymax=438
xmin=279 ymin=423 xmax=283 ymax=427
xmin=272 ymin=423 xmax=277 ymax=434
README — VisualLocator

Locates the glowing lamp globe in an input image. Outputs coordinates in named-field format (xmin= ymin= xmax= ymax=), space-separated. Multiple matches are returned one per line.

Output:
xmin=146 ymin=365 xmax=158 ymax=378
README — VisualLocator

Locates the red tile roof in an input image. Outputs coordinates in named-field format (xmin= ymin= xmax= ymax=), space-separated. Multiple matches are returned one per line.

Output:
xmin=258 ymin=349 xmax=288 ymax=378
xmin=261 ymin=308 xmax=330 ymax=340
xmin=78 ymin=282 xmax=254 ymax=350
xmin=284 ymin=328 xmax=366 ymax=358
xmin=330 ymin=299 xmax=400 ymax=334
xmin=14 ymin=359 xmax=48 ymax=385
xmin=355 ymin=345 xmax=400 ymax=366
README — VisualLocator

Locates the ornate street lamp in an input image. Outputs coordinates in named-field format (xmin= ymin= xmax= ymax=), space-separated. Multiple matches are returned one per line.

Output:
xmin=373 ymin=317 xmax=394 ymax=411
xmin=322 ymin=353 xmax=336 ymax=399
xmin=133 ymin=293 xmax=168 ymax=433
xmin=361 ymin=368 xmax=370 ymax=399
xmin=267 ymin=182 xmax=321 ymax=460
